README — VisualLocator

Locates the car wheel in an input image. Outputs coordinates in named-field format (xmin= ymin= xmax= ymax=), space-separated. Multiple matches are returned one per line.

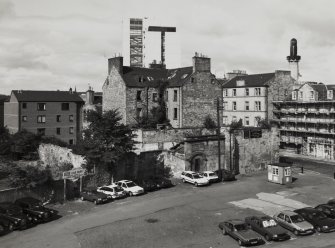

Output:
xmin=238 ymin=239 xmax=243 ymax=246
xmin=80 ymin=196 xmax=85 ymax=201
xmin=129 ymin=192 xmax=133 ymax=196
xmin=293 ymin=229 xmax=299 ymax=236
xmin=265 ymin=234 xmax=271 ymax=241
xmin=316 ymin=226 xmax=321 ymax=232
xmin=94 ymin=200 xmax=98 ymax=205
xmin=195 ymin=182 xmax=198 ymax=187
xmin=182 ymin=178 xmax=185 ymax=183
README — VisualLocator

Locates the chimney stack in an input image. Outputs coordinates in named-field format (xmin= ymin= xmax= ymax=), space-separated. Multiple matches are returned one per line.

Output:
xmin=108 ymin=56 xmax=123 ymax=75
xmin=192 ymin=53 xmax=211 ymax=73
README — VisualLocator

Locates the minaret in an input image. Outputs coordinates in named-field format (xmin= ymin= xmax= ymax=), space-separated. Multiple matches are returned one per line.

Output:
xmin=287 ymin=38 xmax=301 ymax=82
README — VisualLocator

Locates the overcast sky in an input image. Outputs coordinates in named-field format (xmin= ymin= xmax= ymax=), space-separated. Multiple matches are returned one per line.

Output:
xmin=1 ymin=0 xmax=335 ymax=94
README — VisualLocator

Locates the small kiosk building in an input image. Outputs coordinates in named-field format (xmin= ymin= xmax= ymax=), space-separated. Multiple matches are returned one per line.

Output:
xmin=267 ymin=163 xmax=292 ymax=185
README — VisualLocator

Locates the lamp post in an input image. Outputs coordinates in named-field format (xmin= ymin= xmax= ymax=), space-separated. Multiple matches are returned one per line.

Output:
xmin=216 ymin=97 xmax=225 ymax=181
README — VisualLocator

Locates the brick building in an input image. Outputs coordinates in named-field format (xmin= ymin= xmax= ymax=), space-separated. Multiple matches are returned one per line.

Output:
xmin=103 ymin=54 xmax=222 ymax=128
xmin=222 ymin=71 xmax=296 ymax=126
xmin=273 ymin=82 xmax=335 ymax=160
xmin=4 ymin=90 xmax=84 ymax=145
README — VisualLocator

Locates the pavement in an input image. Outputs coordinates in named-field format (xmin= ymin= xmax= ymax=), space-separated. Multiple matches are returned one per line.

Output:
xmin=1 ymin=169 xmax=335 ymax=248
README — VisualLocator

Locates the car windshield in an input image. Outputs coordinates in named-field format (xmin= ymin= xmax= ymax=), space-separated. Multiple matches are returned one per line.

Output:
xmin=291 ymin=215 xmax=304 ymax=223
xmin=208 ymin=173 xmax=216 ymax=177
xmin=235 ymin=224 xmax=248 ymax=231
xmin=262 ymin=219 xmax=277 ymax=228
xmin=193 ymin=174 xmax=201 ymax=179
xmin=126 ymin=182 xmax=136 ymax=187
xmin=313 ymin=212 xmax=327 ymax=219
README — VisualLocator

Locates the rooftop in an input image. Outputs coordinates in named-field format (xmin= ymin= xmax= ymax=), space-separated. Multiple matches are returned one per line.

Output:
xmin=223 ymin=73 xmax=275 ymax=88
xmin=11 ymin=90 xmax=84 ymax=102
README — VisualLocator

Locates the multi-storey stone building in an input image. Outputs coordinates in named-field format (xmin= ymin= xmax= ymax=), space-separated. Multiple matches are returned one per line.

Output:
xmin=273 ymin=82 xmax=335 ymax=160
xmin=222 ymin=71 xmax=296 ymax=126
xmin=4 ymin=90 xmax=84 ymax=144
xmin=103 ymin=54 xmax=222 ymax=128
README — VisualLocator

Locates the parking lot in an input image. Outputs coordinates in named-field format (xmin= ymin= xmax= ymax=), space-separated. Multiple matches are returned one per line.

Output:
xmin=1 ymin=170 xmax=335 ymax=248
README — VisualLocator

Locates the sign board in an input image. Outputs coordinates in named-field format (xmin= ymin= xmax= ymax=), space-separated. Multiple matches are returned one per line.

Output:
xmin=62 ymin=168 xmax=87 ymax=179
xmin=244 ymin=129 xmax=262 ymax=139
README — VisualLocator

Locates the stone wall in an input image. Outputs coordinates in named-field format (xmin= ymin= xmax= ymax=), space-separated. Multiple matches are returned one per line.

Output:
xmin=102 ymin=66 xmax=127 ymax=124
xmin=181 ymin=72 xmax=222 ymax=128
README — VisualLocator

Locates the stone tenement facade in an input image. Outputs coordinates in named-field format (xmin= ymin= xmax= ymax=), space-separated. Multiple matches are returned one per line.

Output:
xmin=102 ymin=54 xmax=222 ymax=128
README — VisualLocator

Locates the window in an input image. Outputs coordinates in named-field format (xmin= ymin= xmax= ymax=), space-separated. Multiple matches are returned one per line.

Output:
xmin=69 ymin=115 xmax=74 ymax=122
xmin=37 ymin=128 xmax=45 ymax=136
xmin=57 ymin=115 xmax=61 ymax=122
xmin=292 ymin=91 xmax=297 ymax=100
xmin=255 ymin=88 xmax=261 ymax=96
xmin=173 ymin=108 xmax=178 ymax=120
xmin=222 ymin=116 xmax=228 ymax=125
xmin=69 ymin=139 xmax=74 ymax=145
xmin=232 ymin=116 xmax=237 ymax=122
xmin=152 ymin=93 xmax=158 ymax=102
xmin=232 ymin=89 xmax=236 ymax=96
xmin=272 ymin=167 xmax=279 ymax=175
xmin=173 ymin=90 xmax=178 ymax=102
xmin=56 ymin=128 xmax=61 ymax=135
xmin=327 ymin=90 xmax=333 ymax=100
xmin=22 ymin=103 xmax=27 ymax=109
xmin=284 ymin=168 xmax=291 ymax=176
xmin=255 ymin=101 xmax=261 ymax=111
xmin=22 ymin=116 xmax=27 ymax=122
xmin=61 ymin=103 xmax=69 ymax=110
xmin=232 ymin=101 xmax=237 ymax=111
xmin=310 ymin=91 xmax=315 ymax=99
xmin=136 ymin=108 xmax=142 ymax=118
xmin=223 ymin=89 xmax=228 ymax=97
xmin=37 ymin=103 xmax=46 ymax=111
xmin=69 ymin=127 xmax=74 ymax=134
xmin=37 ymin=115 xmax=46 ymax=123
xmin=166 ymin=108 xmax=168 ymax=118
xmin=245 ymin=88 xmax=249 ymax=96
xmin=299 ymin=91 xmax=303 ymax=99
xmin=191 ymin=77 xmax=194 ymax=83
xmin=245 ymin=101 xmax=249 ymax=111
xmin=245 ymin=117 xmax=249 ymax=126
xmin=136 ymin=91 xmax=142 ymax=101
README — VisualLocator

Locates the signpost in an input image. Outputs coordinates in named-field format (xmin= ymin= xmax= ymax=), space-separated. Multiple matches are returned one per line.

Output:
xmin=62 ymin=168 xmax=87 ymax=202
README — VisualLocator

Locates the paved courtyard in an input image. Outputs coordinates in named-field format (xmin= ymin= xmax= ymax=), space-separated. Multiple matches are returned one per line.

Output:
xmin=1 ymin=170 xmax=335 ymax=248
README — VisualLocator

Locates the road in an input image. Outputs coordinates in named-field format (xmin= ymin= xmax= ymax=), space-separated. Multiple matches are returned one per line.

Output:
xmin=1 ymin=171 xmax=335 ymax=248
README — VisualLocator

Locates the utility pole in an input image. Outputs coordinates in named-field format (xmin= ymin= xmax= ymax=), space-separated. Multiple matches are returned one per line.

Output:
xmin=216 ymin=97 xmax=225 ymax=181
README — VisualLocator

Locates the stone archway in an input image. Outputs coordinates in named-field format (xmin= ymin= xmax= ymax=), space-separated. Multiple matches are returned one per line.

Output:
xmin=190 ymin=153 xmax=207 ymax=172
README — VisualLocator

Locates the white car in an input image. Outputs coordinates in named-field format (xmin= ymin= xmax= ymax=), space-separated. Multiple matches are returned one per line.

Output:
xmin=199 ymin=171 xmax=219 ymax=183
xmin=97 ymin=184 xmax=127 ymax=199
xmin=181 ymin=171 xmax=209 ymax=186
xmin=116 ymin=180 xmax=145 ymax=196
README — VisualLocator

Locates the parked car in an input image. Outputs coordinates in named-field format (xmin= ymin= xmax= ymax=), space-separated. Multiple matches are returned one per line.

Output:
xmin=97 ymin=184 xmax=127 ymax=199
xmin=80 ymin=188 xmax=110 ymax=204
xmin=180 ymin=171 xmax=209 ymax=186
xmin=245 ymin=215 xmax=290 ymax=241
xmin=0 ymin=216 xmax=13 ymax=236
xmin=216 ymin=169 xmax=236 ymax=181
xmin=218 ymin=219 xmax=264 ymax=246
xmin=14 ymin=197 xmax=58 ymax=223
xmin=315 ymin=204 xmax=335 ymax=219
xmin=0 ymin=202 xmax=34 ymax=230
xmin=199 ymin=171 xmax=219 ymax=183
xmin=150 ymin=176 xmax=174 ymax=189
xmin=117 ymin=180 xmax=145 ymax=196
xmin=273 ymin=210 xmax=314 ymax=236
xmin=294 ymin=207 xmax=335 ymax=233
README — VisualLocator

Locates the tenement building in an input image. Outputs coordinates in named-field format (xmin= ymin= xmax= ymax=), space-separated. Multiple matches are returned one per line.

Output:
xmin=273 ymin=82 xmax=335 ymax=160
xmin=222 ymin=71 xmax=296 ymax=127
xmin=103 ymin=53 xmax=222 ymax=128
xmin=4 ymin=89 xmax=84 ymax=145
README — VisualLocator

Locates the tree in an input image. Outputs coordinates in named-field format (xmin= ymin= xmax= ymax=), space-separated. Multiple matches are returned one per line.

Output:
xmin=229 ymin=118 xmax=243 ymax=132
xmin=203 ymin=115 xmax=216 ymax=129
xmin=76 ymin=109 xmax=137 ymax=179
xmin=0 ymin=127 xmax=11 ymax=155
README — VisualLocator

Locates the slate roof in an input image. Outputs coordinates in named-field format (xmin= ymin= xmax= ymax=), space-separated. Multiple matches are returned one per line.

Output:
xmin=106 ymin=66 xmax=193 ymax=88
xmin=223 ymin=73 xmax=275 ymax=88
xmin=309 ymin=83 xmax=327 ymax=100
xmin=0 ymin=95 xmax=9 ymax=102
xmin=11 ymin=90 xmax=84 ymax=102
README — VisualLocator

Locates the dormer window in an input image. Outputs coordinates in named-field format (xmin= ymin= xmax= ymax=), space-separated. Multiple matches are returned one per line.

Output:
xmin=292 ymin=91 xmax=297 ymax=100
xmin=236 ymin=80 xmax=245 ymax=87
xmin=327 ymin=90 xmax=333 ymax=100
xmin=310 ymin=91 xmax=315 ymax=100
xmin=138 ymin=76 xmax=145 ymax=82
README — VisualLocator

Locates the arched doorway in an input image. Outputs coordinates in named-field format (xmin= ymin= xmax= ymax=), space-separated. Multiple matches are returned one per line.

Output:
xmin=190 ymin=153 xmax=207 ymax=172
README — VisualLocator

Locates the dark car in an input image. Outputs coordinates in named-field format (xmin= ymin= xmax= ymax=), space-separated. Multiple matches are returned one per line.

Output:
xmin=219 ymin=219 xmax=264 ymax=246
xmin=137 ymin=179 xmax=158 ymax=192
xmin=14 ymin=197 xmax=58 ymax=223
xmin=216 ymin=169 xmax=236 ymax=181
xmin=315 ymin=204 xmax=335 ymax=219
xmin=294 ymin=207 xmax=335 ymax=233
xmin=151 ymin=176 xmax=174 ymax=189
xmin=0 ymin=202 xmax=34 ymax=230
xmin=245 ymin=216 xmax=290 ymax=242
xmin=0 ymin=216 xmax=13 ymax=236
xmin=80 ymin=188 xmax=110 ymax=204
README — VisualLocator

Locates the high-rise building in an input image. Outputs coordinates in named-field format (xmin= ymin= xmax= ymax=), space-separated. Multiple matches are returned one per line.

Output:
xmin=122 ymin=17 xmax=180 ymax=69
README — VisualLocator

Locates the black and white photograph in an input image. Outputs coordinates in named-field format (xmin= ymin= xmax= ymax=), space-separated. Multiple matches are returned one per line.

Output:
xmin=1 ymin=0 xmax=335 ymax=247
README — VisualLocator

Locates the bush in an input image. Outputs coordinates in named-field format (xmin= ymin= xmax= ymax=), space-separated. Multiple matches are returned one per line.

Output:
xmin=203 ymin=115 xmax=217 ymax=129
